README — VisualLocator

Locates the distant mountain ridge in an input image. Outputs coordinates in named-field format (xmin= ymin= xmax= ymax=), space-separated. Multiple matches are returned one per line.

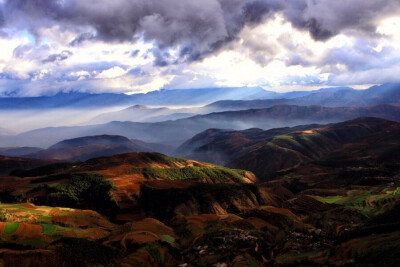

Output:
xmin=90 ymin=104 xmax=197 ymax=124
xmin=0 ymin=87 xmax=279 ymax=109
xmin=207 ymin=83 xmax=400 ymax=110
xmin=2 ymin=84 xmax=395 ymax=110
xmin=2 ymin=104 xmax=400 ymax=148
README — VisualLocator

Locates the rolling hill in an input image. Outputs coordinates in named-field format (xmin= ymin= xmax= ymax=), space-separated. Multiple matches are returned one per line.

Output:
xmin=2 ymin=152 xmax=255 ymax=222
xmin=22 ymin=135 xmax=175 ymax=161
xmin=0 ymin=156 xmax=56 ymax=175
xmin=0 ymin=147 xmax=43 ymax=157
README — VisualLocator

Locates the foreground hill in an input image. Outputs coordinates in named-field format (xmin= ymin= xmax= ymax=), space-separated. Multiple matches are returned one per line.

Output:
xmin=1 ymin=138 xmax=400 ymax=265
xmin=177 ymin=117 xmax=400 ymax=181
xmin=3 ymin=152 xmax=255 ymax=222
xmin=2 ymin=104 xmax=400 ymax=148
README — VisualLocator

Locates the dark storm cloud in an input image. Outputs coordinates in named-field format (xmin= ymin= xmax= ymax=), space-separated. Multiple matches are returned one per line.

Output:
xmin=2 ymin=0 xmax=283 ymax=63
xmin=283 ymin=0 xmax=400 ymax=40
xmin=2 ymin=0 xmax=400 ymax=64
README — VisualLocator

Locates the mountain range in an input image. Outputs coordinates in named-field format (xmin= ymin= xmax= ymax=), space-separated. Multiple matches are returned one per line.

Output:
xmin=207 ymin=83 xmax=400 ymax=110
xmin=0 ymin=87 xmax=281 ymax=109
xmin=1 ymin=83 xmax=398 ymax=111
xmin=85 ymin=83 xmax=400 ymax=125
xmin=2 ymin=104 xmax=400 ymax=148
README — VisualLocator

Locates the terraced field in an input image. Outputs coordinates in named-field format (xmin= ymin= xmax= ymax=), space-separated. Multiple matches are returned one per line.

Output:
xmin=0 ymin=203 xmax=114 ymax=249
xmin=318 ymin=186 xmax=400 ymax=217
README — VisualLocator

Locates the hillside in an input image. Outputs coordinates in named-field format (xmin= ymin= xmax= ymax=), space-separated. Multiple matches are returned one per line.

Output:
xmin=177 ymin=117 xmax=400 ymax=181
xmin=0 ymin=147 xmax=43 ymax=157
xmin=2 ymin=152 xmax=255 ymax=222
xmin=0 ymin=156 xmax=55 ymax=175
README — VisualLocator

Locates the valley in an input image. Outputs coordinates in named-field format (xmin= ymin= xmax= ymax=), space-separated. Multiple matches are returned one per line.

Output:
xmin=1 ymin=116 xmax=400 ymax=265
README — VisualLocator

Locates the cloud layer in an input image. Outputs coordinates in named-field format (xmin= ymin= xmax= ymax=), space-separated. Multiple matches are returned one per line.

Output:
xmin=0 ymin=0 xmax=400 ymax=95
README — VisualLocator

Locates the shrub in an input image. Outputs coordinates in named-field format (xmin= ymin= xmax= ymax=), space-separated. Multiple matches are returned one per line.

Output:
xmin=32 ymin=173 xmax=119 ymax=219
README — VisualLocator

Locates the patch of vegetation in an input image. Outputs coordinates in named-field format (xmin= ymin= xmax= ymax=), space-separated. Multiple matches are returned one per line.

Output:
xmin=41 ymin=224 xmax=56 ymax=235
xmin=318 ymin=188 xmax=399 ymax=218
xmin=318 ymin=195 xmax=345 ymax=204
xmin=392 ymin=187 xmax=400 ymax=196
xmin=140 ymin=153 xmax=186 ymax=165
xmin=32 ymin=173 xmax=119 ymax=219
xmin=159 ymin=234 xmax=175 ymax=244
xmin=4 ymin=223 xmax=19 ymax=234
xmin=131 ymin=166 xmax=245 ymax=183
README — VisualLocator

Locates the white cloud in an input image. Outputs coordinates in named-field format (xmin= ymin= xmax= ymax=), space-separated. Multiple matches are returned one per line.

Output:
xmin=96 ymin=66 xmax=127 ymax=79
xmin=0 ymin=9 xmax=399 ymax=96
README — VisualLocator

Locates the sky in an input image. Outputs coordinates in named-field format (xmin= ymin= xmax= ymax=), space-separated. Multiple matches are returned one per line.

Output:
xmin=0 ymin=0 xmax=400 ymax=96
